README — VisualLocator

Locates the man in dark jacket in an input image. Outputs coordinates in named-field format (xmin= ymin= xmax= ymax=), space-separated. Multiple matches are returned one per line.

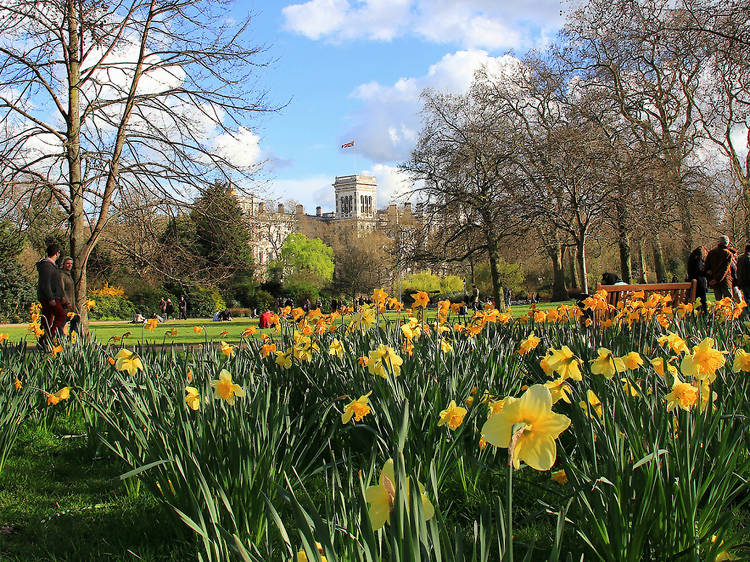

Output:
xmin=705 ymin=236 xmax=735 ymax=301
xmin=736 ymin=245 xmax=750 ymax=302
xmin=36 ymin=243 xmax=66 ymax=346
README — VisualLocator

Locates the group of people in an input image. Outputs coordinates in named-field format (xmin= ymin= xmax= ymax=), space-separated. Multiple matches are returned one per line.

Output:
xmin=35 ymin=243 xmax=79 ymax=348
xmin=688 ymin=235 xmax=750 ymax=313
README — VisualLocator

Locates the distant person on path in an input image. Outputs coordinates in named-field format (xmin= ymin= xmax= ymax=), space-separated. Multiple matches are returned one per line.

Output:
xmin=179 ymin=296 xmax=188 ymax=320
xmin=165 ymin=298 xmax=174 ymax=321
xmin=687 ymin=246 xmax=709 ymax=313
xmin=59 ymin=256 xmax=80 ymax=335
xmin=472 ymin=284 xmax=480 ymax=311
xmin=159 ymin=297 xmax=166 ymax=319
xmin=36 ymin=243 xmax=66 ymax=347
xmin=705 ymin=236 xmax=735 ymax=301
xmin=736 ymin=245 xmax=750 ymax=302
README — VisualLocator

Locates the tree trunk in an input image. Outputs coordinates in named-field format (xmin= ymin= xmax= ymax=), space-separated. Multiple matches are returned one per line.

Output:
xmin=616 ymin=199 xmax=632 ymax=283
xmin=569 ymin=247 xmax=580 ymax=290
xmin=577 ymin=237 xmax=588 ymax=294
xmin=653 ymin=237 xmax=667 ymax=282
xmin=547 ymin=242 xmax=567 ymax=301
xmin=66 ymin=1 xmax=89 ymax=330
xmin=636 ymin=240 xmax=648 ymax=283
xmin=486 ymin=233 xmax=506 ymax=311
xmin=744 ymin=189 xmax=750 ymax=242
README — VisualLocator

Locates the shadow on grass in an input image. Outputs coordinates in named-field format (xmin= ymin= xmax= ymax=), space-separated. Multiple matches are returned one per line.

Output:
xmin=0 ymin=425 xmax=195 ymax=561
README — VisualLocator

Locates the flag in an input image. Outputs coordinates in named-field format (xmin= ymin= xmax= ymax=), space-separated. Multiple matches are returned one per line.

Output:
xmin=341 ymin=141 xmax=355 ymax=149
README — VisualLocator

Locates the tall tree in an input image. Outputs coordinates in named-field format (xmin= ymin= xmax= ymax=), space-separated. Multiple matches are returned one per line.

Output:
xmin=402 ymin=88 xmax=527 ymax=310
xmin=0 ymin=0 xmax=272 ymax=327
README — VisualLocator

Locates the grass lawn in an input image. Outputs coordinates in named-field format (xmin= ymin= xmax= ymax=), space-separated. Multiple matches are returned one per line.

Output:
xmin=0 ymin=414 xmax=194 ymax=561
xmin=0 ymin=301 xmax=571 ymax=346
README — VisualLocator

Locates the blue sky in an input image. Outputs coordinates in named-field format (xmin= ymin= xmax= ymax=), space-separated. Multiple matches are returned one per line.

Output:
xmin=232 ymin=0 xmax=565 ymax=212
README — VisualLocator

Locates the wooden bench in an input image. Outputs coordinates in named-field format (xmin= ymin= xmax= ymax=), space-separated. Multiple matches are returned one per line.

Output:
xmin=596 ymin=281 xmax=697 ymax=308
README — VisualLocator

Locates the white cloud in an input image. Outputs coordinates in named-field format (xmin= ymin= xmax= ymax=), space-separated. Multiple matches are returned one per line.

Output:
xmin=346 ymin=50 xmax=521 ymax=162
xmin=213 ymin=126 xmax=263 ymax=168
xmin=282 ymin=0 xmax=562 ymax=50
xmin=362 ymin=163 xmax=416 ymax=205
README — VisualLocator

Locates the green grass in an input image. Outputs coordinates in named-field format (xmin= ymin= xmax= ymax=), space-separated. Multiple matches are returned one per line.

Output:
xmin=0 ymin=414 xmax=195 ymax=561
xmin=0 ymin=302 xmax=570 ymax=346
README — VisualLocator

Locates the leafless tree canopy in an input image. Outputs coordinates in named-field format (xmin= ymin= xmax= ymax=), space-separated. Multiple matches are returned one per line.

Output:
xmin=0 ymin=0 xmax=276 ymax=322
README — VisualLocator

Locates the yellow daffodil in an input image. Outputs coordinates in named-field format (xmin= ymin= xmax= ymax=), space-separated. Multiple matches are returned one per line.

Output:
xmin=620 ymin=351 xmax=644 ymax=371
xmin=342 ymin=391 xmax=372 ymax=423
xmin=242 ymin=326 xmax=257 ymax=338
xmin=85 ymin=298 xmax=95 ymax=309
xmin=665 ymin=378 xmax=699 ymax=412
xmin=50 ymin=344 xmax=63 ymax=357
xmin=166 ymin=327 xmax=178 ymax=337
xmin=481 ymin=385 xmax=571 ymax=471
xmin=590 ymin=347 xmax=625 ymax=379
xmin=275 ymin=351 xmax=292 ymax=369
xmin=545 ymin=346 xmax=582 ymax=381
xmin=518 ymin=333 xmax=541 ymax=355
xmin=14 ymin=378 xmax=22 ymax=390
xmin=550 ymin=469 xmax=568 ymax=485
xmin=329 ymin=338 xmax=344 ymax=358
xmin=545 ymin=377 xmax=572 ymax=404
xmin=579 ymin=389 xmax=603 ymax=419
xmin=680 ymin=338 xmax=726 ymax=383
xmin=261 ymin=343 xmax=277 ymax=357
xmin=658 ymin=332 xmax=688 ymax=354
xmin=209 ymin=369 xmax=244 ymax=404
xmin=0 ymin=333 xmax=8 ymax=343
xmin=296 ymin=542 xmax=327 ymax=562
xmin=186 ymin=368 xmax=193 ymax=382
xmin=193 ymin=326 xmax=203 ymax=334
xmin=220 ymin=341 xmax=235 ymax=358
xmin=115 ymin=349 xmax=143 ymax=376
xmin=185 ymin=387 xmax=200 ymax=410
xmin=651 ymin=357 xmax=678 ymax=378
xmin=364 ymin=459 xmax=434 ymax=531
xmin=367 ymin=345 xmax=403 ymax=379
xmin=411 ymin=291 xmax=429 ymax=308
xmin=733 ymin=349 xmax=750 ymax=373
xmin=292 ymin=307 xmax=305 ymax=321
xmin=621 ymin=377 xmax=640 ymax=397
xmin=440 ymin=338 xmax=452 ymax=354
xmin=145 ymin=318 xmax=158 ymax=332
xmin=46 ymin=386 xmax=70 ymax=405
xmin=438 ymin=400 xmax=467 ymax=430
xmin=349 ymin=306 xmax=376 ymax=331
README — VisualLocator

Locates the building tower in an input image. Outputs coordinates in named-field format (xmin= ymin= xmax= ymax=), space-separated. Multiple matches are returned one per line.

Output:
xmin=333 ymin=175 xmax=377 ymax=229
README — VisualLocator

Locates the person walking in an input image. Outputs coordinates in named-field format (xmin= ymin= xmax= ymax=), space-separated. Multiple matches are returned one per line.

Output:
xmin=165 ymin=298 xmax=174 ymax=321
xmin=159 ymin=297 xmax=166 ymax=319
xmin=687 ymin=246 xmax=709 ymax=314
xmin=472 ymin=284 xmax=480 ymax=311
xmin=36 ymin=243 xmax=66 ymax=347
xmin=179 ymin=296 xmax=188 ymax=320
xmin=59 ymin=256 xmax=80 ymax=335
xmin=737 ymin=245 xmax=750 ymax=302
xmin=705 ymin=236 xmax=735 ymax=301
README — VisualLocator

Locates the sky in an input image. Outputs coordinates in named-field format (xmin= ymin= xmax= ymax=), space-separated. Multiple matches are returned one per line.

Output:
xmin=231 ymin=0 xmax=566 ymax=212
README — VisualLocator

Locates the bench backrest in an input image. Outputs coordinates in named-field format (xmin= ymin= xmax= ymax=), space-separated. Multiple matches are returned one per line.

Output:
xmin=596 ymin=281 xmax=697 ymax=308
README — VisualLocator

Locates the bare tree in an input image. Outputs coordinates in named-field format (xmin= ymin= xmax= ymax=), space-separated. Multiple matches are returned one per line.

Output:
xmin=0 ymin=0 xmax=274 ymax=326
xmin=402 ymin=88 xmax=527 ymax=309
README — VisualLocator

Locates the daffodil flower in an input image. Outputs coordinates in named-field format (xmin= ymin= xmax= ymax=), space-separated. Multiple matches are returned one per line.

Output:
xmin=185 ymin=387 xmax=200 ymax=410
xmin=364 ymin=459 xmax=434 ymax=531
xmin=680 ymin=338 xmax=726 ymax=383
xmin=342 ymin=392 xmax=372 ymax=423
xmin=438 ymin=400 xmax=467 ymax=430
xmin=590 ymin=347 xmax=625 ymax=379
xmin=481 ymin=385 xmax=571 ymax=471
xmin=209 ymin=369 xmax=244 ymax=405
xmin=115 ymin=349 xmax=144 ymax=376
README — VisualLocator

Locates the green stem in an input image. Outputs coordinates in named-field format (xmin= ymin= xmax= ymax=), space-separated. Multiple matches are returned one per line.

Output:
xmin=507 ymin=461 xmax=513 ymax=562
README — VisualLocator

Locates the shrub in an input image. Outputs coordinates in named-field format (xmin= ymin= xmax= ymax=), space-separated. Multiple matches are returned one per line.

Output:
xmin=87 ymin=294 xmax=136 ymax=320
xmin=247 ymin=289 xmax=274 ymax=312
xmin=284 ymin=279 xmax=320 ymax=304
xmin=226 ymin=307 xmax=251 ymax=317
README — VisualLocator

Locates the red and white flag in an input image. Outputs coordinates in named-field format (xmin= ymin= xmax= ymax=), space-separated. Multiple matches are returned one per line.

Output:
xmin=341 ymin=141 xmax=355 ymax=149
